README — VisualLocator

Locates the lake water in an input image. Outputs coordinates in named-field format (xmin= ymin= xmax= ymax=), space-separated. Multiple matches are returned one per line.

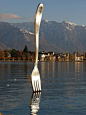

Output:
xmin=0 ymin=61 xmax=86 ymax=115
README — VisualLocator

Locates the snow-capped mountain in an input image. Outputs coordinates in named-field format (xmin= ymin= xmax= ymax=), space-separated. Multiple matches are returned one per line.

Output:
xmin=12 ymin=20 xmax=86 ymax=53
xmin=0 ymin=21 xmax=62 ymax=52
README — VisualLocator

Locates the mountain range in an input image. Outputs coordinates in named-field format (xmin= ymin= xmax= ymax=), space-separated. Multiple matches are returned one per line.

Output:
xmin=0 ymin=21 xmax=62 ymax=52
xmin=0 ymin=20 xmax=86 ymax=53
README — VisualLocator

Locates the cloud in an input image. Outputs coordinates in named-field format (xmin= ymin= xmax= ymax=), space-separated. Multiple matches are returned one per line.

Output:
xmin=0 ymin=13 xmax=23 ymax=20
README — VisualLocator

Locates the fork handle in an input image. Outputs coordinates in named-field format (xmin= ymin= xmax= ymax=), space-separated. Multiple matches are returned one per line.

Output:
xmin=34 ymin=3 xmax=43 ymax=66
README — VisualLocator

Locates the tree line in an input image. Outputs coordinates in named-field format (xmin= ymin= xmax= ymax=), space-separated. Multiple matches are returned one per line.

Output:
xmin=0 ymin=45 xmax=35 ymax=60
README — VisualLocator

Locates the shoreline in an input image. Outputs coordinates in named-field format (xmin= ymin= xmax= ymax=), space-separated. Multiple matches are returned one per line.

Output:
xmin=0 ymin=60 xmax=86 ymax=62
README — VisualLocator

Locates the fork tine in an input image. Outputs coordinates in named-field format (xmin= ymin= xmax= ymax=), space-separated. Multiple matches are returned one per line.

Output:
xmin=33 ymin=81 xmax=35 ymax=92
xmin=32 ymin=79 xmax=41 ymax=92
xmin=34 ymin=81 xmax=36 ymax=91
xmin=39 ymin=79 xmax=41 ymax=91
xmin=36 ymin=81 xmax=38 ymax=91
xmin=32 ymin=80 xmax=34 ymax=91
xmin=35 ymin=81 xmax=37 ymax=92
xmin=38 ymin=81 xmax=40 ymax=91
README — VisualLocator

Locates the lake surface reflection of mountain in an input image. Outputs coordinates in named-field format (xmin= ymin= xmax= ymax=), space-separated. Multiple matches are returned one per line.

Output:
xmin=0 ymin=62 xmax=86 ymax=115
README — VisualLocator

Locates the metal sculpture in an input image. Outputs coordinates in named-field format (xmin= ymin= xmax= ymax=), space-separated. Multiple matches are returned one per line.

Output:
xmin=30 ymin=3 xmax=43 ymax=92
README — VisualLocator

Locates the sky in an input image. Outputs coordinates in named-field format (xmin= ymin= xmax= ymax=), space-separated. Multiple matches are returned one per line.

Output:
xmin=0 ymin=0 xmax=86 ymax=25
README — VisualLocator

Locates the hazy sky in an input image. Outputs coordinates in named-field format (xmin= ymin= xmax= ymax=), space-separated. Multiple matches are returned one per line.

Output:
xmin=0 ymin=0 xmax=86 ymax=25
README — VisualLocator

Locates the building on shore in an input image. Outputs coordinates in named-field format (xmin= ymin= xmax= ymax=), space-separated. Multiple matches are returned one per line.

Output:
xmin=74 ymin=51 xmax=83 ymax=61
xmin=57 ymin=52 xmax=69 ymax=61
xmin=0 ymin=49 xmax=86 ymax=62
xmin=39 ymin=51 xmax=56 ymax=61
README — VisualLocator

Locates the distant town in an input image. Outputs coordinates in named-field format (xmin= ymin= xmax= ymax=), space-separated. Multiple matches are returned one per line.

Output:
xmin=0 ymin=45 xmax=86 ymax=62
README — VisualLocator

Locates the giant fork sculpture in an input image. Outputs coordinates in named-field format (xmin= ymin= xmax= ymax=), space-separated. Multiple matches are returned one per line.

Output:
xmin=30 ymin=3 xmax=43 ymax=92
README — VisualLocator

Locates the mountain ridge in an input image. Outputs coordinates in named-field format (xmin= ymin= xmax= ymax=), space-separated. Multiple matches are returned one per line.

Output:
xmin=0 ymin=21 xmax=63 ymax=52
xmin=12 ymin=20 xmax=86 ymax=53
xmin=0 ymin=20 xmax=86 ymax=53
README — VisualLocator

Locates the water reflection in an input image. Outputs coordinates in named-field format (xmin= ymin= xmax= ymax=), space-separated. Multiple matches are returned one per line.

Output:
xmin=40 ymin=62 xmax=45 ymax=76
xmin=30 ymin=92 xmax=41 ymax=115
xmin=74 ymin=62 xmax=83 ymax=72
xmin=0 ymin=62 xmax=86 ymax=114
xmin=0 ymin=62 xmax=11 ymax=79
xmin=24 ymin=63 xmax=28 ymax=76
xmin=58 ymin=62 xmax=69 ymax=73
xmin=40 ymin=62 xmax=57 ymax=78
xmin=74 ymin=62 xmax=83 ymax=78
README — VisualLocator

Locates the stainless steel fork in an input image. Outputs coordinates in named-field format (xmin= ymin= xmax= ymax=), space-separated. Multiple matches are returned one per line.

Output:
xmin=30 ymin=3 xmax=43 ymax=92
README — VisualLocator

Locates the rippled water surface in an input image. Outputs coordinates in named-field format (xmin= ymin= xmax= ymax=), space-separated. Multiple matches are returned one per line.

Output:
xmin=0 ymin=62 xmax=86 ymax=115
